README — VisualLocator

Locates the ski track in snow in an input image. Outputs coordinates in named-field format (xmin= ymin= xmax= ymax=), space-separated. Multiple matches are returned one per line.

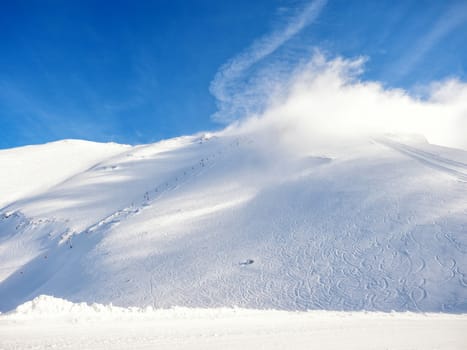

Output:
xmin=376 ymin=138 xmax=467 ymax=182
xmin=0 ymin=135 xmax=467 ymax=313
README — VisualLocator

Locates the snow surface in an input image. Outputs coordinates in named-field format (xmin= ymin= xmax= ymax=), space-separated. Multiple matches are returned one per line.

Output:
xmin=0 ymin=130 xmax=467 ymax=314
xmin=0 ymin=139 xmax=129 ymax=209
xmin=1 ymin=295 xmax=466 ymax=350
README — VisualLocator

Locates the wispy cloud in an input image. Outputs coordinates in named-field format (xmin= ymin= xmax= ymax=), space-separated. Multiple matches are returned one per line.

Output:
xmin=210 ymin=0 xmax=327 ymax=123
xmin=390 ymin=2 xmax=467 ymax=82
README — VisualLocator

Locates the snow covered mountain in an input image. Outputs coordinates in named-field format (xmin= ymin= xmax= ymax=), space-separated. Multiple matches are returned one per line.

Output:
xmin=1 ymin=127 xmax=467 ymax=313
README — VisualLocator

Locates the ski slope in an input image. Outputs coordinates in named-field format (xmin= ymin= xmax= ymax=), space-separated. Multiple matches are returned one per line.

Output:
xmin=0 ymin=131 xmax=467 ymax=313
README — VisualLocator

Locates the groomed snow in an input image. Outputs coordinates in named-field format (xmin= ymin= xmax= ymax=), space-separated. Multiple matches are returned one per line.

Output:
xmin=0 ymin=295 xmax=466 ymax=350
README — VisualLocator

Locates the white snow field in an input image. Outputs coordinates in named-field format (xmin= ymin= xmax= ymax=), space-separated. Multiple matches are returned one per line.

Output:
xmin=0 ymin=127 xmax=466 ymax=348
xmin=0 ymin=139 xmax=130 ymax=209
xmin=0 ymin=295 xmax=466 ymax=350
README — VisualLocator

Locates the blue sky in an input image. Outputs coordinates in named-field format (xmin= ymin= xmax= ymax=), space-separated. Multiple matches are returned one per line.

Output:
xmin=1 ymin=0 xmax=466 ymax=149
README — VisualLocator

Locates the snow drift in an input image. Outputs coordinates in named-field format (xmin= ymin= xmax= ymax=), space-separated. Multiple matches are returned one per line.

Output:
xmin=1 ymin=295 xmax=466 ymax=350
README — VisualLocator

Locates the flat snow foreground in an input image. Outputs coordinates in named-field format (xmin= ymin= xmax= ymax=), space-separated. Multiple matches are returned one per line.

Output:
xmin=0 ymin=296 xmax=466 ymax=350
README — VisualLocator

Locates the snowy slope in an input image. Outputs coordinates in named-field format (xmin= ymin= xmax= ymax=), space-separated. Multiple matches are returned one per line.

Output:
xmin=0 ymin=139 xmax=130 ymax=209
xmin=0 ymin=130 xmax=467 ymax=313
